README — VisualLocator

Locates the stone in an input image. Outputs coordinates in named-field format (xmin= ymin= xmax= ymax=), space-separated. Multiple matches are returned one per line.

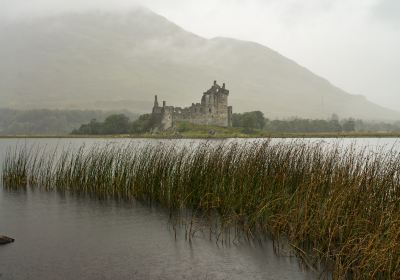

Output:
xmin=0 ymin=235 xmax=15 ymax=245
xmin=151 ymin=81 xmax=233 ymax=130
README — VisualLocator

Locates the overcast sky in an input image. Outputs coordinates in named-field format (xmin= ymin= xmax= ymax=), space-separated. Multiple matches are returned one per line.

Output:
xmin=1 ymin=0 xmax=399 ymax=110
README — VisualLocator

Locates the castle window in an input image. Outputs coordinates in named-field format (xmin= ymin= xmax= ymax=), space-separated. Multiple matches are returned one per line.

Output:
xmin=209 ymin=108 xmax=212 ymax=113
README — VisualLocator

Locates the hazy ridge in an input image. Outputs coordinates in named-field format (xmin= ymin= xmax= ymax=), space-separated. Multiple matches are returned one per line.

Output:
xmin=0 ymin=8 xmax=398 ymax=120
xmin=0 ymin=108 xmax=138 ymax=135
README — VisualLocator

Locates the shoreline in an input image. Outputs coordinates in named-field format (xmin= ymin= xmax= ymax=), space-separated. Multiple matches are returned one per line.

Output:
xmin=0 ymin=132 xmax=400 ymax=139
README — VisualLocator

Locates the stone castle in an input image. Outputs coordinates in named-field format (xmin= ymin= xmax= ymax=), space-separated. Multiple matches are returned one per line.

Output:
xmin=151 ymin=81 xmax=233 ymax=130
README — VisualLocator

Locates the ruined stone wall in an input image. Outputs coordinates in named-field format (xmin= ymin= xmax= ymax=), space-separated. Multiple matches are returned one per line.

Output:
xmin=160 ymin=104 xmax=174 ymax=130
xmin=152 ymin=81 xmax=232 ymax=130
xmin=172 ymin=102 xmax=229 ymax=127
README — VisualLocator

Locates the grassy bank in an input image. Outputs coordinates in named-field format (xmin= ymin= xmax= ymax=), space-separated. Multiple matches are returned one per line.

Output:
xmin=2 ymin=141 xmax=400 ymax=279
xmin=1 ymin=131 xmax=400 ymax=139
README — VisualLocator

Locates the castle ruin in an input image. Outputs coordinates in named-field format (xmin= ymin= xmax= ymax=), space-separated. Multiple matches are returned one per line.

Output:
xmin=151 ymin=81 xmax=233 ymax=130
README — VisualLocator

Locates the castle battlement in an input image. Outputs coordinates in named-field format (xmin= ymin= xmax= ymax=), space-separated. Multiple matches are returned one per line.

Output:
xmin=151 ymin=81 xmax=233 ymax=130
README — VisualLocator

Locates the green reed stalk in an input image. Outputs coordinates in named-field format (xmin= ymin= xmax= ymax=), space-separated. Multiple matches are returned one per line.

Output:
xmin=2 ymin=140 xmax=400 ymax=279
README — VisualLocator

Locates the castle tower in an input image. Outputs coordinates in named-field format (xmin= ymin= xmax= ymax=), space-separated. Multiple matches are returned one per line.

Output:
xmin=150 ymin=80 xmax=232 ymax=131
xmin=154 ymin=95 xmax=159 ymax=108
xmin=152 ymin=95 xmax=162 ymax=114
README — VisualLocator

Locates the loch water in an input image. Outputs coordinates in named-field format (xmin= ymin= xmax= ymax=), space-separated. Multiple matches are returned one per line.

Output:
xmin=0 ymin=138 xmax=398 ymax=280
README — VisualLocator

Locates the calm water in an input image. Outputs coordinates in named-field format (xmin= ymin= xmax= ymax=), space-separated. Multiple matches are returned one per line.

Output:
xmin=0 ymin=138 xmax=399 ymax=280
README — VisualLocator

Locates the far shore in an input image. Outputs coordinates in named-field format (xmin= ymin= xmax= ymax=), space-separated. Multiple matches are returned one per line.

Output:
xmin=1 ymin=132 xmax=400 ymax=139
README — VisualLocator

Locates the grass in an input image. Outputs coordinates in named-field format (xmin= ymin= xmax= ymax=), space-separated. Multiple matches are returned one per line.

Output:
xmin=1 ymin=133 xmax=400 ymax=139
xmin=2 ymin=140 xmax=400 ymax=279
xmin=1 ymin=123 xmax=400 ymax=139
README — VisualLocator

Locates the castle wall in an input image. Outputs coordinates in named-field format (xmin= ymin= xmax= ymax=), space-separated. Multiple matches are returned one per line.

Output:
xmin=151 ymin=81 xmax=232 ymax=131
xmin=160 ymin=104 xmax=174 ymax=130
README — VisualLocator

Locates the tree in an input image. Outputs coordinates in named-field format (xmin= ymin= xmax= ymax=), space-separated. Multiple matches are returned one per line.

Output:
xmin=232 ymin=111 xmax=266 ymax=130
xmin=102 ymin=114 xmax=130 ymax=134
xmin=342 ymin=119 xmax=356 ymax=132
xmin=72 ymin=119 xmax=103 ymax=135
xmin=130 ymin=114 xmax=154 ymax=133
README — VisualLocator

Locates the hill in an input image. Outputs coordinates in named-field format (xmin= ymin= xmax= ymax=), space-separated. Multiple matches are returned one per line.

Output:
xmin=0 ymin=8 xmax=398 ymax=120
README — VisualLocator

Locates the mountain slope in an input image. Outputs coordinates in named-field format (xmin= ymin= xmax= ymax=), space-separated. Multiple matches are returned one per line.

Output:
xmin=0 ymin=8 xmax=398 ymax=120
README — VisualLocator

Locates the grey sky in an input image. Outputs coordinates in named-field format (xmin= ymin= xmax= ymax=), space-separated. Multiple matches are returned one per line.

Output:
xmin=1 ymin=0 xmax=399 ymax=111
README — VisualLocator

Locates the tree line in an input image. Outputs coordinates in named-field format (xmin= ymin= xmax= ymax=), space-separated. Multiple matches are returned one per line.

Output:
xmin=72 ymin=111 xmax=400 ymax=135
xmin=72 ymin=114 xmax=156 ymax=135
xmin=232 ymin=111 xmax=357 ymax=133
xmin=3 ymin=108 xmax=398 ymax=136
xmin=0 ymin=108 xmax=137 ymax=135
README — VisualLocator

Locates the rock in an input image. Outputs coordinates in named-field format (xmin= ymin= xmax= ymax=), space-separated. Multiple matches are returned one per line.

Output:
xmin=208 ymin=130 xmax=216 ymax=136
xmin=0 ymin=235 xmax=15 ymax=245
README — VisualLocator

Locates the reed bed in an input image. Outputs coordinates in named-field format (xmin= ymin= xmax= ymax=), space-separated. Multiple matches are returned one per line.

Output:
xmin=2 ymin=140 xmax=400 ymax=279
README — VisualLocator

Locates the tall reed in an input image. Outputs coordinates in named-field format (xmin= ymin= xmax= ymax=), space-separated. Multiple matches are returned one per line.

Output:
xmin=2 ymin=140 xmax=400 ymax=279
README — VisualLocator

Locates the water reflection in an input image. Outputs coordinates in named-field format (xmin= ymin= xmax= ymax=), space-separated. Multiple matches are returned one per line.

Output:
xmin=0 ymin=186 xmax=315 ymax=280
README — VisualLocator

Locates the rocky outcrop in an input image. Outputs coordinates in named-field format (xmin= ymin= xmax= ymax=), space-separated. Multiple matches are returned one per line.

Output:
xmin=0 ymin=235 xmax=15 ymax=245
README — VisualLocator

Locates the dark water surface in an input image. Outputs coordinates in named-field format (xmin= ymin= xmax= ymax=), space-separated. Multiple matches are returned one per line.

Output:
xmin=0 ymin=187 xmax=314 ymax=280
xmin=0 ymin=138 xmax=397 ymax=280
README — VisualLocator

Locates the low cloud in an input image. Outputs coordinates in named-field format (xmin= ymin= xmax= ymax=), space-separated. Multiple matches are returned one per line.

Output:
xmin=371 ymin=0 xmax=400 ymax=25
xmin=0 ymin=0 xmax=399 ymax=110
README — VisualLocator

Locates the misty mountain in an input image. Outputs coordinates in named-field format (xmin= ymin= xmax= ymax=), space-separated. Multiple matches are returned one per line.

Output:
xmin=0 ymin=8 xmax=398 ymax=120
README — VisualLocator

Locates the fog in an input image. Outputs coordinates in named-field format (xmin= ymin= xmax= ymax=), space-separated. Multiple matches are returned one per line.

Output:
xmin=1 ymin=0 xmax=399 ymax=111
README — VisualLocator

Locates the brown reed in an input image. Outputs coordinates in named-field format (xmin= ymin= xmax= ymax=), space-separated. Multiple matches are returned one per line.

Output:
xmin=2 ymin=140 xmax=400 ymax=279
